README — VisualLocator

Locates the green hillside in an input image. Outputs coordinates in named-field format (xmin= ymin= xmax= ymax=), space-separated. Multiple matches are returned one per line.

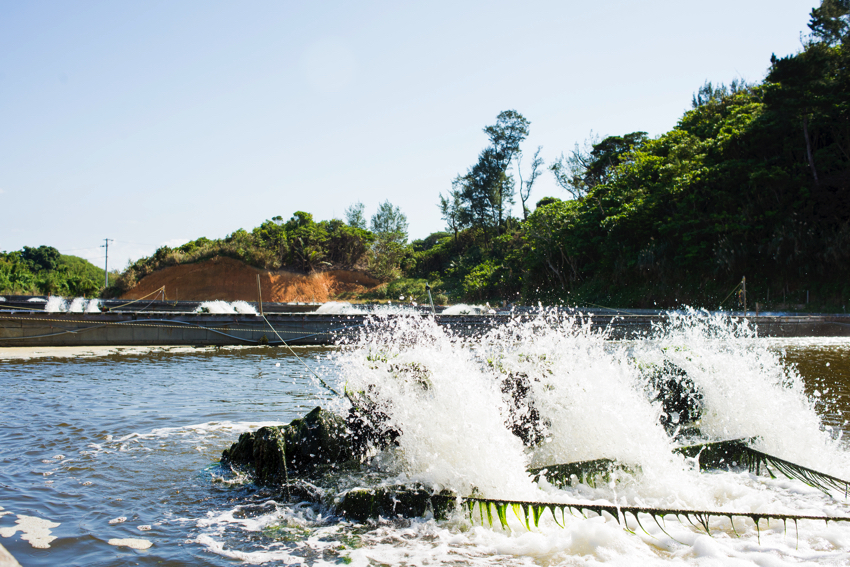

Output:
xmin=0 ymin=246 xmax=104 ymax=297
xmin=112 ymin=2 xmax=850 ymax=311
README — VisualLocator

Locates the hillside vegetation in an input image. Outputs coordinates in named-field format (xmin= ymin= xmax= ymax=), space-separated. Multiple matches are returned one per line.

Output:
xmin=11 ymin=2 xmax=849 ymax=311
xmin=407 ymin=2 xmax=850 ymax=311
xmin=0 ymin=246 xmax=104 ymax=297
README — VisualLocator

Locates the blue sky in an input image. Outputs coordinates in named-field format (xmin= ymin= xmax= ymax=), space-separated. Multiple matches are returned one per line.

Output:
xmin=0 ymin=1 xmax=816 ymax=270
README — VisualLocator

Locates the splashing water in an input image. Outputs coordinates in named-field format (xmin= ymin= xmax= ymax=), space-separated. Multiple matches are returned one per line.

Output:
xmin=194 ymin=300 xmax=258 ymax=315
xmin=85 ymin=299 xmax=101 ymax=313
xmin=219 ymin=308 xmax=850 ymax=565
xmin=67 ymin=297 xmax=87 ymax=312
xmin=315 ymin=301 xmax=424 ymax=315
xmin=231 ymin=301 xmax=258 ymax=315
xmin=442 ymin=303 xmax=494 ymax=315
xmin=315 ymin=301 xmax=364 ymax=314
xmin=44 ymin=296 xmax=67 ymax=313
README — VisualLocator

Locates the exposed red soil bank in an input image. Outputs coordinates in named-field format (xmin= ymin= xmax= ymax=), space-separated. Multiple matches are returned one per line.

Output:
xmin=119 ymin=256 xmax=381 ymax=302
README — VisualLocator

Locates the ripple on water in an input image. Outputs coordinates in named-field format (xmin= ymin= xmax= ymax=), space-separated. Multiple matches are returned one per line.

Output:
xmin=1 ymin=315 xmax=850 ymax=565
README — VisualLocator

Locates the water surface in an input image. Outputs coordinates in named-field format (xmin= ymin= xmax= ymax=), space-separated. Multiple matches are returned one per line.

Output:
xmin=2 ymin=317 xmax=850 ymax=566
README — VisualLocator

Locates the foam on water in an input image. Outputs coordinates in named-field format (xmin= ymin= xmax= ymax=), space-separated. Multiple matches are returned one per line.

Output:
xmin=107 ymin=538 xmax=152 ymax=550
xmin=27 ymin=297 xmax=47 ymax=303
xmin=195 ymin=300 xmax=258 ymax=314
xmin=44 ymin=296 xmax=67 ymax=312
xmin=85 ymin=298 xmax=101 ymax=312
xmin=253 ymin=309 xmax=850 ymax=564
xmin=0 ymin=514 xmax=60 ymax=549
xmin=232 ymin=300 xmax=258 ymax=315
xmin=53 ymin=308 xmax=839 ymax=565
xmin=442 ymin=303 xmax=494 ymax=315
xmin=315 ymin=301 xmax=422 ymax=315
xmin=67 ymin=297 xmax=88 ymax=312
xmin=315 ymin=301 xmax=364 ymax=314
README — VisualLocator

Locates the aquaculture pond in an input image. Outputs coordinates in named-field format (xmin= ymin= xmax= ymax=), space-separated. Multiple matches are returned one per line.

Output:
xmin=1 ymin=311 xmax=849 ymax=566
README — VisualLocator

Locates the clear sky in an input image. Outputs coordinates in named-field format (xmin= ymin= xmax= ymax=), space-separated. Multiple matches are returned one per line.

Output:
xmin=0 ymin=0 xmax=817 ymax=271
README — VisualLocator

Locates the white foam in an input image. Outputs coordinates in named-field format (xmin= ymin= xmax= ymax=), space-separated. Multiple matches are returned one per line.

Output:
xmin=67 ymin=297 xmax=87 ymax=312
xmin=194 ymin=301 xmax=259 ymax=315
xmin=108 ymin=538 xmax=152 ymax=550
xmin=315 ymin=301 xmax=364 ymax=314
xmin=0 ymin=297 xmax=5 ymax=302
xmin=194 ymin=300 xmax=236 ymax=314
xmin=0 ymin=514 xmax=60 ymax=549
xmin=275 ymin=309 xmax=850 ymax=564
xmin=232 ymin=301 xmax=258 ymax=315
xmin=85 ymin=299 xmax=101 ymax=313
xmin=44 ymin=296 xmax=67 ymax=312
xmin=27 ymin=297 xmax=47 ymax=303
xmin=441 ymin=304 xmax=490 ymax=315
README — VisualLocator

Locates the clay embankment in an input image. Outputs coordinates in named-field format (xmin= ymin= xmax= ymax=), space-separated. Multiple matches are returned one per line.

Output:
xmin=120 ymin=256 xmax=381 ymax=302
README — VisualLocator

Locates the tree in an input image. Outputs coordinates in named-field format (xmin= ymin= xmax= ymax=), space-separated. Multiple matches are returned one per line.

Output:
xmin=484 ymin=109 xmax=530 ymax=168
xmin=450 ymin=110 xmax=531 ymax=242
xmin=284 ymin=211 xmax=328 ymax=271
xmin=550 ymin=132 xmax=599 ymax=200
xmin=483 ymin=110 xmax=529 ymax=228
xmin=345 ymin=202 xmax=367 ymax=230
xmin=368 ymin=201 xmax=409 ymax=281
xmin=460 ymin=147 xmax=515 ymax=236
xmin=808 ymin=0 xmax=849 ymax=45
xmin=583 ymin=132 xmax=648 ymax=187
xmin=370 ymin=200 xmax=408 ymax=242
xmin=691 ymin=79 xmax=752 ymax=108
xmin=252 ymin=216 xmax=287 ymax=255
xmin=517 ymin=146 xmax=543 ymax=219
xmin=439 ymin=185 xmax=466 ymax=244
xmin=22 ymin=245 xmax=61 ymax=272
xmin=324 ymin=218 xmax=373 ymax=266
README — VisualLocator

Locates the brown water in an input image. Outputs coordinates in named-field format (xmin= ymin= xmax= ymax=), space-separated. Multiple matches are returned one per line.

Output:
xmin=781 ymin=338 xmax=850 ymax=437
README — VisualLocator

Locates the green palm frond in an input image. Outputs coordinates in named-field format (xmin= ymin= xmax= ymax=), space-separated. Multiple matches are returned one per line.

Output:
xmin=462 ymin=496 xmax=850 ymax=539
xmin=739 ymin=446 xmax=850 ymax=497
xmin=529 ymin=457 xmax=634 ymax=488
xmin=532 ymin=439 xmax=850 ymax=499
xmin=672 ymin=439 xmax=850 ymax=497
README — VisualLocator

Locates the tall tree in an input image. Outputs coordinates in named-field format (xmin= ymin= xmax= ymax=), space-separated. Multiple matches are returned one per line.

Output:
xmin=483 ymin=110 xmax=529 ymax=228
xmin=808 ymin=0 xmax=849 ymax=45
xmin=368 ymin=200 xmax=409 ymax=281
xmin=550 ymin=149 xmax=589 ymax=201
xmin=517 ymin=146 xmax=543 ymax=219
xmin=439 ymin=185 xmax=466 ymax=244
xmin=451 ymin=110 xmax=531 ymax=241
xmin=345 ymin=202 xmax=367 ymax=230
xmin=370 ymin=200 xmax=408 ymax=241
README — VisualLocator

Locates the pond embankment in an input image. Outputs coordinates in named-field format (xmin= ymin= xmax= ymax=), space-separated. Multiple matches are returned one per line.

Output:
xmin=2 ymin=306 xmax=850 ymax=347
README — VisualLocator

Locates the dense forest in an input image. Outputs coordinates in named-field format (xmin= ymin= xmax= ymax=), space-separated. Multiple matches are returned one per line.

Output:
xmin=0 ymin=246 xmax=105 ymax=297
xmin=6 ymin=2 xmax=849 ymax=311
xmin=412 ymin=1 xmax=850 ymax=311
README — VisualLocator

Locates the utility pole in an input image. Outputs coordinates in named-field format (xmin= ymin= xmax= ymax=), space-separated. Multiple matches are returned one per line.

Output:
xmin=101 ymin=239 xmax=113 ymax=288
